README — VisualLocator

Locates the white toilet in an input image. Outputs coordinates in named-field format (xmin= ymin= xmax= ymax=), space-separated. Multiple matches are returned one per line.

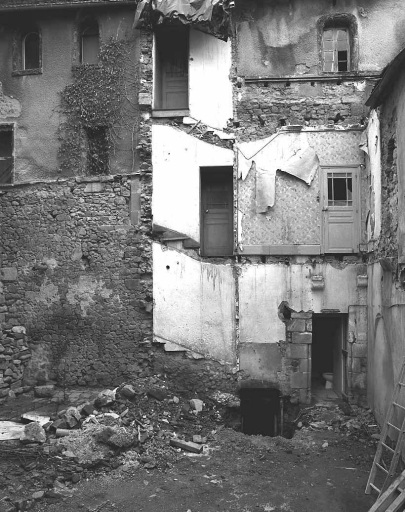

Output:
xmin=322 ymin=372 xmax=334 ymax=390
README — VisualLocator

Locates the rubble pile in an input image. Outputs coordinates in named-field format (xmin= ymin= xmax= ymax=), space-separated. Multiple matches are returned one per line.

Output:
xmin=0 ymin=377 xmax=239 ymax=511
xmin=294 ymin=402 xmax=380 ymax=444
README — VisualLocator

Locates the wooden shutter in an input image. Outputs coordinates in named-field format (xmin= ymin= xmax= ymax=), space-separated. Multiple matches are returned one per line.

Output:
xmin=321 ymin=167 xmax=360 ymax=253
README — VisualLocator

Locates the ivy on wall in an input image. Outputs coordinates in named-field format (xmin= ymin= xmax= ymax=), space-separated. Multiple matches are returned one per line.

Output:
xmin=58 ymin=39 xmax=130 ymax=175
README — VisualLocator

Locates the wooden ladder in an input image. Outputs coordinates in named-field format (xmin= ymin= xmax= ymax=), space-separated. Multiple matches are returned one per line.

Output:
xmin=366 ymin=360 xmax=405 ymax=496
xmin=368 ymin=470 xmax=405 ymax=512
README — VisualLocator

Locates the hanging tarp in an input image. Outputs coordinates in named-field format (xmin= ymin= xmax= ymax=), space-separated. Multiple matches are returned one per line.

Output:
xmin=134 ymin=0 xmax=232 ymax=40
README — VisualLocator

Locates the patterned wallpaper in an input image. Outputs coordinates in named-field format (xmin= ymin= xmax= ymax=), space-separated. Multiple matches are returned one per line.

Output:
xmin=238 ymin=129 xmax=364 ymax=246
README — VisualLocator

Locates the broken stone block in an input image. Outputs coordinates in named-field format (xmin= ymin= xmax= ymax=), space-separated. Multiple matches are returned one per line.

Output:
xmin=107 ymin=427 xmax=137 ymax=449
xmin=94 ymin=389 xmax=116 ymax=408
xmin=21 ymin=412 xmax=51 ymax=427
xmin=80 ymin=403 xmax=95 ymax=416
xmin=65 ymin=407 xmax=81 ymax=428
xmin=119 ymin=384 xmax=137 ymax=399
xmin=189 ymin=399 xmax=204 ymax=413
xmin=50 ymin=418 xmax=68 ymax=431
xmin=34 ymin=385 xmax=55 ymax=398
xmin=20 ymin=422 xmax=46 ymax=444
xmin=170 ymin=438 xmax=203 ymax=453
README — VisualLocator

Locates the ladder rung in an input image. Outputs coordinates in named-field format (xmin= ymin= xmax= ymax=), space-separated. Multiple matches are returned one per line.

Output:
xmin=370 ymin=482 xmax=381 ymax=493
xmin=376 ymin=463 xmax=389 ymax=473
xmin=387 ymin=422 xmax=401 ymax=431
xmin=398 ymin=383 xmax=405 ymax=387
xmin=382 ymin=442 xmax=395 ymax=453
xmin=393 ymin=402 xmax=405 ymax=410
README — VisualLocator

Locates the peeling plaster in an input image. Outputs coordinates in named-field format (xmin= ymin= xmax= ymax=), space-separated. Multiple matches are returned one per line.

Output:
xmin=66 ymin=276 xmax=113 ymax=317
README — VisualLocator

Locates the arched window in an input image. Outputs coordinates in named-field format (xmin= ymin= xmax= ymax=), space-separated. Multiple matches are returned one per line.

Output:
xmin=80 ymin=21 xmax=99 ymax=65
xmin=22 ymin=31 xmax=40 ymax=70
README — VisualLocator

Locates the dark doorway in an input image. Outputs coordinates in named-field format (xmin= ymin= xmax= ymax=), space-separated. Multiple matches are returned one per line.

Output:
xmin=200 ymin=167 xmax=233 ymax=257
xmin=0 ymin=126 xmax=13 ymax=184
xmin=240 ymin=388 xmax=280 ymax=436
xmin=312 ymin=314 xmax=348 ymax=397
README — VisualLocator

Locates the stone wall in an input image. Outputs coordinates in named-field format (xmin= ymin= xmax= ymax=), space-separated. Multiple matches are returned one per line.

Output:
xmin=0 ymin=325 xmax=32 ymax=399
xmin=286 ymin=312 xmax=312 ymax=404
xmin=235 ymin=79 xmax=374 ymax=141
xmin=0 ymin=174 xmax=153 ymax=390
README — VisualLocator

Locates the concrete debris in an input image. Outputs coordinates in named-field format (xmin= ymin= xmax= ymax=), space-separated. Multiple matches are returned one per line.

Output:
xmin=0 ymin=420 xmax=25 ymax=440
xmin=170 ymin=438 xmax=204 ymax=453
xmin=189 ymin=399 xmax=204 ymax=413
xmin=119 ymin=384 xmax=137 ymax=399
xmin=20 ymin=422 xmax=46 ymax=444
xmin=21 ymin=412 xmax=51 ymax=427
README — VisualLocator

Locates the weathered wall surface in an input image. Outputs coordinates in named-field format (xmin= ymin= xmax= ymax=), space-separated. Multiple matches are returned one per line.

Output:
xmin=367 ymin=62 xmax=405 ymax=424
xmin=238 ymin=129 xmax=365 ymax=247
xmin=236 ymin=80 xmax=372 ymax=141
xmin=234 ymin=0 xmax=405 ymax=77
xmin=0 ymin=7 xmax=140 ymax=182
xmin=153 ymin=243 xmax=236 ymax=363
xmin=152 ymin=125 xmax=233 ymax=242
xmin=239 ymin=260 xmax=367 ymax=345
xmin=0 ymin=175 xmax=153 ymax=387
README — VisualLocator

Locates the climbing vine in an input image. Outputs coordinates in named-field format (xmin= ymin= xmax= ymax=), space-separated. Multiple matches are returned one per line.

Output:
xmin=58 ymin=39 xmax=131 ymax=175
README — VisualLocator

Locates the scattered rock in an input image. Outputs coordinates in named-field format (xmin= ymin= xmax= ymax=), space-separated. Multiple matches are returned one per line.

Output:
xmin=94 ymin=389 xmax=116 ymax=408
xmin=147 ymin=388 xmax=168 ymax=401
xmin=20 ymin=422 xmax=46 ymax=444
xmin=170 ymin=438 xmax=204 ymax=453
xmin=21 ymin=412 xmax=51 ymax=427
xmin=120 ymin=384 xmax=137 ymax=399
xmin=34 ymin=385 xmax=55 ymax=398
xmin=189 ymin=399 xmax=204 ymax=413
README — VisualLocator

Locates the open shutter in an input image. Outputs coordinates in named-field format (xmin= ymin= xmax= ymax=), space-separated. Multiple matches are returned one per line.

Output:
xmin=321 ymin=167 xmax=360 ymax=253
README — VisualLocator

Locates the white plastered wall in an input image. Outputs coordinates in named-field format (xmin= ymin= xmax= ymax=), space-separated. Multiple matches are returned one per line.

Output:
xmin=153 ymin=243 xmax=236 ymax=362
xmin=239 ymin=262 xmax=367 ymax=345
xmin=152 ymin=124 xmax=234 ymax=241
xmin=189 ymin=29 xmax=233 ymax=129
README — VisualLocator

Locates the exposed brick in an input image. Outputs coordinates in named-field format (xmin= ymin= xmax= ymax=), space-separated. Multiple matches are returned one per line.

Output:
xmin=291 ymin=311 xmax=312 ymax=319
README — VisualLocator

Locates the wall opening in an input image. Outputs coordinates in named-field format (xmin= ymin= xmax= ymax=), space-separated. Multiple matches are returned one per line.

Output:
xmin=0 ymin=125 xmax=14 ymax=184
xmin=240 ymin=388 xmax=280 ymax=437
xmin=311 ymin=314 xmax=348 ymax=399
xmin=200 ymin=166 xmax=233 ymax=257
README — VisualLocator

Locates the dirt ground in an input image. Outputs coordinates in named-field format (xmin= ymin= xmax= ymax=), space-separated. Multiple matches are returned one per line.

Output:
xmin=0 ymin=382 xmax=378 ymax=512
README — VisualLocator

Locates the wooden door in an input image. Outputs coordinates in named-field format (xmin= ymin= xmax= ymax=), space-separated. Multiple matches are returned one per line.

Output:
xmin=201 ymin=169 xmax=233 ymax=257
xmin=156 ymin=29 xmax=188 ymax=110
xmin=322 ymin=167 xmax=360 ymax=253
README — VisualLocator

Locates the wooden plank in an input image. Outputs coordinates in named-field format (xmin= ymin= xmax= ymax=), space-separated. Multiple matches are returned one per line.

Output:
xmin=368 ymin=471 xmax=405 ymax=512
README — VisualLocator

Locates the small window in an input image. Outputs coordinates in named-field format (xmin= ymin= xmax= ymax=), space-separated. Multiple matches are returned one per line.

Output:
xmin=80 ymin=21 xmax=99 ymax=65
xmin=322 ymin=28 xmax=350 ymax=72
xmin=0 ymin=126 xmax=13 ymax=184
xmin=154 ymin=28 xmax=189 ymax=112
xmin=327 ymin=172 xmax=352 ymax=206
xmin=85 ymin=126 xmax=108 ymax=175
xmin=22 ymin=32 xmax=40 ymax=70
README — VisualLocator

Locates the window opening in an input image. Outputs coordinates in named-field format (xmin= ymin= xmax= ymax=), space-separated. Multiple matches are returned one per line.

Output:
xmin=22 ymin=32 xmax=40 ymax=70
xmin=0 ymin=127 xmax=13 ymax=184
xmin=81 ymin=21 xmax=99 ymax=65
xmin=154 ymin=28 xmax=189 ymax=110
xmin=327 ymin=172 xmax=352 ymax=206
xmin=322 ymin=28 xmax=349 ymax=72
xmin=85 ymin=126 xmax=108 ymax=175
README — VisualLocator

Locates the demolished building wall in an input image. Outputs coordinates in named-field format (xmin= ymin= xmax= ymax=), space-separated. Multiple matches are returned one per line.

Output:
xmin=365 ymin=49 xmax=405 ymax=425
